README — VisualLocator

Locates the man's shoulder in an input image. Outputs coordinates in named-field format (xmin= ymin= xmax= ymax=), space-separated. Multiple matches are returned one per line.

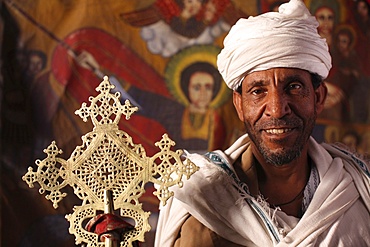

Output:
xmin=321 ymin=142 xmax=370 ymax=178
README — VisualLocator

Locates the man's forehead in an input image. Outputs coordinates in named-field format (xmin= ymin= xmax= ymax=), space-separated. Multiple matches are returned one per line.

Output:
xmin=243 ymin=68 xmax=310 ymax=82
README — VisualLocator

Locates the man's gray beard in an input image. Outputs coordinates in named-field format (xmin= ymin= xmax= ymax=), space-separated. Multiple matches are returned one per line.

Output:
xmin=258 ymin=145 xmax=303 ymax=166
xmin=245 ymin=111 xmax=317 ymax=166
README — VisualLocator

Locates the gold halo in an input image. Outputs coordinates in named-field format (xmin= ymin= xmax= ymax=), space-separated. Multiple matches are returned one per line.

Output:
xmin=165 ymin=45 xmax=231 ymax=107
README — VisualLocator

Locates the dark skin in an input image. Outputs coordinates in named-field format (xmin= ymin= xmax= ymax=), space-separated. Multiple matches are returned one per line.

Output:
xmin=233 ymin=68 xmax=327 ymax=217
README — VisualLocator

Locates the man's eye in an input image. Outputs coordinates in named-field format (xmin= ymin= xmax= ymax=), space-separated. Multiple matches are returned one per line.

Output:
xmin=287 ymin=83 xmax=302 ymax=92
xmin=251 ymin=88 xmax=265 ymax=95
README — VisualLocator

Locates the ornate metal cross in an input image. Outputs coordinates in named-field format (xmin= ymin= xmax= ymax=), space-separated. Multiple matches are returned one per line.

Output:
xmin=22 ymin=76 xmax=199 ymax=247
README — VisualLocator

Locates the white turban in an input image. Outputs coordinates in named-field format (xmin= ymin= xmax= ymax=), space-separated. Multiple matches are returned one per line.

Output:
xmin=217 ymin=0 xmax=332 ymax=90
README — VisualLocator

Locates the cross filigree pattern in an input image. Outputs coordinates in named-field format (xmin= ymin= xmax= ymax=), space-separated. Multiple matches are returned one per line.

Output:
xmin=22 ymin=76 xmax=199 ymax=247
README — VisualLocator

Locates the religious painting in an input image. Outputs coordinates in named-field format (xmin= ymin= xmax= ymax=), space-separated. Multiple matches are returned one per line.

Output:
xmin=120 ymin=0 xmax=248 ymax=57
xmin=164 ymin=45 xmax=231 ymax=151
xmin=1 ymin=1 xmax=242 ymax=246
xmin=304 ymin=0 xmax=370 ymax=157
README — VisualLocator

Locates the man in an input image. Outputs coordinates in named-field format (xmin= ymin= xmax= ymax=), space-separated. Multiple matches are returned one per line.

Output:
xmin=154 ymin=0 xmax=370 ymax=246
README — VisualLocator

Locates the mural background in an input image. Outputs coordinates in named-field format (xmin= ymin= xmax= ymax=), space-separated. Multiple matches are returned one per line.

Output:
xmin=1 ymin=0 xmax=369 ymax=246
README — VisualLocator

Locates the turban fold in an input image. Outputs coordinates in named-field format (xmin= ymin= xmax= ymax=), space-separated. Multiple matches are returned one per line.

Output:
xmin=217 ymin=0 xmax=332 ymax=90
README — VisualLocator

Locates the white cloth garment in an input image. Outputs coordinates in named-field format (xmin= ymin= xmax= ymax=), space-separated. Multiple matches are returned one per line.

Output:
xmin=217 ymin=0 xmax=332 ymax=90
xmin=155 ymin=134 xmax=370 ymax=247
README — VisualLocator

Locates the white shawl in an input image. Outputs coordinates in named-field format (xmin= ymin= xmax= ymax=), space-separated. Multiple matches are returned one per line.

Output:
xmin=155 ymin=135 xmax=370 ymax=247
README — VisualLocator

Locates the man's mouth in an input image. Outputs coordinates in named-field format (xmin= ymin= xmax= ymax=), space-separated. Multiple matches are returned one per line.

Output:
xmin=264 ymin=128 xmax=293 ymax=134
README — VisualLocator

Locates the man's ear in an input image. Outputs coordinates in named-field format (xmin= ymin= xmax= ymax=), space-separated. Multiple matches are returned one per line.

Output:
xmin=233 ymin=91 xmax=245 ymax=122
xmin=315 ymin=82 xmax=328 ymax=114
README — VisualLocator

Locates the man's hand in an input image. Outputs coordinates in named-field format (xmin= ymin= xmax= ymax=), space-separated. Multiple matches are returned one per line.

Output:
xmin=85 ymin=213 xmax=140 ymax=246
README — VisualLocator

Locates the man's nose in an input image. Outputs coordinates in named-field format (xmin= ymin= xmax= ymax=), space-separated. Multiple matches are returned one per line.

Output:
xmin=264 ymin=91 xmax=291 ymax=118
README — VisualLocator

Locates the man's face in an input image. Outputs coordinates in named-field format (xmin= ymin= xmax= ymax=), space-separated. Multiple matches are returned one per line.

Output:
xmin=233 ymin=68 xmax=326 ymax=166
